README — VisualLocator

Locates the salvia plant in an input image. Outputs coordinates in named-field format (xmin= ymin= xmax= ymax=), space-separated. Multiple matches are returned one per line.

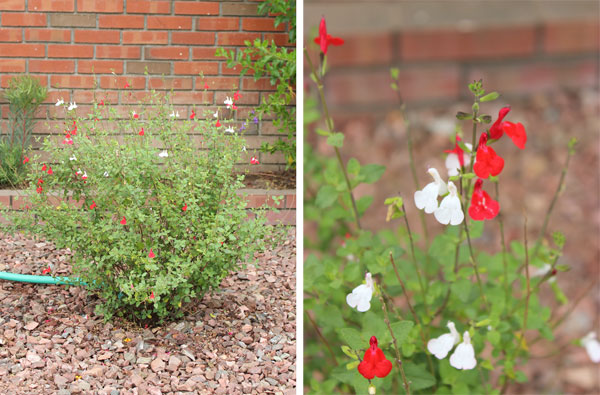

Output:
xmin=1 ymin=88 xmax=270 ymax=324
xmin=0 ymin=75 xmax=47 ymax=187
xmin=304 ymin=17 xmax=590 ymax=394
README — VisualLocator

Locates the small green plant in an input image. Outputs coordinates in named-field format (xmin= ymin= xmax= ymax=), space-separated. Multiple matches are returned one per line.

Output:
xmin=216 ymin=0 xmax=296 ymax=169
xmin=2 ymin=91 xmax=269 ymax=324
xmin=0 ymin=75 xmax=47 ymax=187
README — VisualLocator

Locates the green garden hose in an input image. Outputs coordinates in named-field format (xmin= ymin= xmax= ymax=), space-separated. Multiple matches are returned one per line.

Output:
xmin=0 ymin=271 xmax=86 ymax=286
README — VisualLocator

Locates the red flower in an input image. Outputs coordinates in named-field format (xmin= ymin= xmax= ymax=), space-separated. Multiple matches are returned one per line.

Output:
xmin=445 ymin=135 xmax=466 ymax=168
xmin=204 ymin=82 xmax=209 ymax=90
xmin=502 ymin=121 xmax=527 ymax=150
xmin=468 ymin=179 xmax=500 ymax=221
xmin=216 ymin=120 xmax=221 ymax=127
xmin=233 ymin=91 xmax=241 ymax=101
xmin=489 ymin=107 xmax=511 ymax=140
xmin=120 ymin=216 xmax=127 ymax=225
xmin=89 ymin=201 xmax=97 ymax=210
xmin=133 ymin=112 xmax=139 ymax=119
xmin=139 ymin=128 xmax=144 ymax=136
xmin=124 ymin=82 xmax=130 ymax=89
xmin=473 ymin=133 xmax=504 ymax=179
xmin=36 ymin=186 xmax=43 ymax=194
xmin=182 ymin=203 xmax=187 ymax=211
xmin=42 ymin=267 xmax=51 ymax=275
xmin=150 ymin=291 xmax=155 ymax=300
xmin=358 ymin=336 xmax=393 ymax=380
xmin=148 ymin=249 xmax=155 ymax=259
xmin=314 ymin=17 xmax=344 ymax=55
xmin=41 ymin=164 xmax=46 ymax=171
xmin=250 ymin=156 xmax=259 ymax=165
xmin=99 ymin=99 xmax=104 ymax=106
xmin=37 ymin=178 xmax=43 ymax=185
xmin=190 ymin=110 xmax=195 ymax=120
xmin=23 ymin=156 xmax=29 ymax=164
xmin=47 ymin=167 xmax=53 ymax=175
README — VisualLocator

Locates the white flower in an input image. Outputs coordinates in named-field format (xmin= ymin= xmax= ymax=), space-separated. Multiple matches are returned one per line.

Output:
xmin=427 ymin=321 xmax=460 ymax=359
xmin=242 ymin=146 xmax=247 ymax=152
xmin=225 ymin=127 xmax=235 ymax=134
xmin=449 ymin=331 xmax=477 ymax=370
xmin=224 ymin=97 xmax=233 ymax=108
xmin=445 ymin=143 xmax=472 ymax=176
xmin=103 ymin=171 xmax=109 ymax=177
xmin=434 ymin=181 xmax=464 ymax=226
xmin=581 ymin=332 xmax=600 ymax=363
xmin=213 ymin=110 xmax=219 ymax=118
xmin=67 ymin=102 xmax=77 ymax=111
xmin=346 ymin=272 xmax=374 ymax=312
xmin=69 ymin=155 xmax=76 ymax=161
xmin=158 ymin=150 xmax=168 ymax=158
xmin=531 ymin=263 xmax=556 ymax=283
xmin=169 ymin=110 xmax=179 ymax=118
xmin=414 ymin=168 xmax=448 ymax=213
xmin=56 ymin=98 xmax=64 ymax=106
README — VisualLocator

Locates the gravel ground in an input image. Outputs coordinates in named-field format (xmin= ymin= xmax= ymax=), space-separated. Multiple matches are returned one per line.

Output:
xmin=0 ymin=229 xmax=296 ymax=395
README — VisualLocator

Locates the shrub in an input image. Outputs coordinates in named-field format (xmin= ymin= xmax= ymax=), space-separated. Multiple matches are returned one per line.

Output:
xmin=0 ymin=75 xmax=47 ymax=187
xmin=3 ymin=91 xmax=269 ymax=324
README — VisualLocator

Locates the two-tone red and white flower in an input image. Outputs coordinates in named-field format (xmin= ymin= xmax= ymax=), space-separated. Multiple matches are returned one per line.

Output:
xmin=445 ymin=136 xmax=472 ymax=177
xmin=250 ymin=156 xmax=259 ymax=165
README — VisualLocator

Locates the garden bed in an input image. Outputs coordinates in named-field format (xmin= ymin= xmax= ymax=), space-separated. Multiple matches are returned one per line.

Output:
xmin=0 ymin=229 xmax=296 ymax=394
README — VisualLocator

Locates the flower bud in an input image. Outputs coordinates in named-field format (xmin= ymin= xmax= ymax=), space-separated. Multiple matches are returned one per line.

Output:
xmin=368 ymin=384 xmax=377 ymax=395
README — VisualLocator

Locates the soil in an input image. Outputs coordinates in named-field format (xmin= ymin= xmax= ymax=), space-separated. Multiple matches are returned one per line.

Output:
xmin=0 ymin=229 xmax=296 ymax=394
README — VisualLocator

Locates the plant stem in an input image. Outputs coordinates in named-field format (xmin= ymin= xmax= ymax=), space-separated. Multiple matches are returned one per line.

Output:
xmin=304 ymin=48 xmax=361 ymax=229
xmin=494 ymin=181 xmax=509 ymax=305
xmin=401 ymin=202 xmax=429 ymax=313
xmin=389 ymin=252 xmax=435 ymax=378
xmin=378 ymin=286 xmax=411 ymax=395
xmin=306 ymin=310 xmax=338 ymax=366
xmin=432 ymin=239 xmax=461 ymax=318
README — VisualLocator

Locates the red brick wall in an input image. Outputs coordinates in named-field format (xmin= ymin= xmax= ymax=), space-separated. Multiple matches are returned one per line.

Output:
xmin=0 ymin=0 xmax=294 ymax=172
xmin=307 ymin=19 xmax=598 ymax=115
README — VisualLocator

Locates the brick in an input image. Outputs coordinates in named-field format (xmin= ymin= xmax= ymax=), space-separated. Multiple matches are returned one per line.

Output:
xmin=171 ymin=32 xmax=214 ymax=45
xmin=286 ymin=194 xmax=296 ymax=209
xmin=25 ymin=28 xmax=70 ymax=42
xmin=466 ymin=59 xmax=598 ymax=97
xmin=48 ymin=44 xmax=93 ymax=58
xmin=242 ymin=78 xmax=276 ymax=91
xmin=2 ymin=13 xmax=46 ymax=27
xmin=29 ymin=0 xmax=74 ymax=12
xmin=218 ymin=32 xmax=261 ymax=46
xmin=123 ymin=31 xmax=168 ymax=44
xmin=192 ymin=47 xmax=226 ymax=60
xmin=148 ymin=16 xmax=193 ymax=30
xmin=0 ymin=0 xmax=24 ymax=11
xmin=127 ymin=61 xmax=171 ymax=74
xmin=215 ymin=91 xmax=258 ymax=105
xmin=327 ymin=34 xmax=393 ymax=67
xmin=0 ymin=43 xmax=44 ymax=57
xmin=174 ymin=1 xmax=219 ymax=15
xmin=196 ymin=17 xmax=239 ymax=31
xmin=51 ymin=75 xmax=96 ymax=89
xmin=50 ymin=14 xmax=95 ymax=27
xmin=196 ymin=76 xmax=239 ymax=90
xmin=78 ymin=60 xmax=124 ymax=74
xmin=127 ymin=0 xmax=170 ymax=14
xmin=325 ymin=66 xmax=460 ymax=108
xmin=0 ymin=59 xmax=25 ymax=72
xmin=221 ymin=64 xmax=244 ymax=76
xmin=97 ymin=46 xmax=141 ymax=59
xmin=98 ymin=15 xmax=145 ymax=29
xmin=0 ymin=195 xmax=10 ymax=209
xmin=1 ymin=75 xmax=47 ymax=88
xmin=0 ymin=28 xmax=22 ymax=42
xmin=75 ymin=30 xmax=120 ymax=44
xmin=77 ymin=0 xmax=123 ymax=13
xmin=264 ymin=33 xmax=294 ymax=47
xmin=245 ymin=194 xmax=284 ymax=209
xmin=145 ymin=47 xmax=189 ymax=60
xmin=173 ymin=62 xmax=219 ymax=75
xmin=265 ymin=210 xmax=294 ymax=226
xmin=243 ymin=18 xmax=285 ymax=32
xmin=170 ymin=91 xmax=213 ymax=105
xmin=72 ymin=90 xmax=118 ymax=104
xmin=99 ymin=76 xmax=146 ymax=89
xmin=29 ymin=59 xmax=75 ymax=73
xmin=222 ymin=3 xmax=258 ymax=16
xmin=544 ymin=20 xmax=599 ymax=54
xmin=149 ymin=77 xmax=193 ymax=90
xmin=401 ymin=26 xmax=536 ymax=61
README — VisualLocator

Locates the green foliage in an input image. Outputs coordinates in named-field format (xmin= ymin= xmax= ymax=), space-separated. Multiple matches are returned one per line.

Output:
xmin=0 ymin=75 xmax=48 ymax=187
xmin=216 ymin=0 xmax=296 ymax=169
xmin=2 ymin=92 xmax=269 ymax=324
xmin=305 ymin=72 xmax=574 ymax=393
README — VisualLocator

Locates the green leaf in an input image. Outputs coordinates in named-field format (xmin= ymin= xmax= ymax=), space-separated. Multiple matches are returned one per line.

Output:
xmin=390 ymin=320 xmax=414 ymax=345
xmin=359 ymin=164 xmax=386 ymax=184
xmin=339 ymin=328 xmax=366 ymax=350
xmin=347 ymin=158 xmax=360 ymax=175
xmin=480 ymin=92 xmax=499 ymax=102
xmin=456 ymin=111 xmax=473 ymax=120
xmin=390 ymin=67 xmax=399 ymax=80
xmin=326 ymin=132 xmax=344 ymax=148
xmin=315 ymin=185 xmax=338 ymax=208
xmin=515 ymin=370 xmax=528 ymax=383
xmin=341 ymin=345 xmax=358 ymax=360
xmin=315 ymin=128 xmax=330 ymax=137
xmin=346 ymin=360 xmax=359 ymax=370
xmin=404 ymin=363 xmax=435 ymax=391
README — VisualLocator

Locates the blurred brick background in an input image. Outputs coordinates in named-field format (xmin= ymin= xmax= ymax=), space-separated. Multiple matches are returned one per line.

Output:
xmin=0 ymin=0 xmax=294 ymax=172
xmin=305 ymin=1 xmax=599 ymax=393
